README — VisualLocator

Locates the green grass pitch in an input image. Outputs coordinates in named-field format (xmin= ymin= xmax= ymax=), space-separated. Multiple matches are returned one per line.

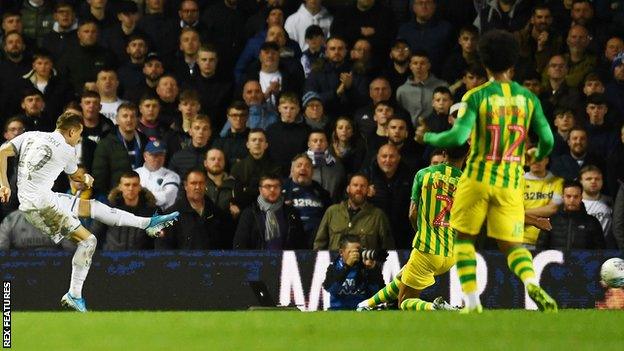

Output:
xmin=11 ymin=310 xmax=624 ymax=350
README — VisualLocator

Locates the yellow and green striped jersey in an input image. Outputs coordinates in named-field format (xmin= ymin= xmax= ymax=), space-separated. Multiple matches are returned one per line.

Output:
xmin=460 ymin=81 xmax=547 ymax=189
xmin=411 ymin=163 xmax=463 ymax=257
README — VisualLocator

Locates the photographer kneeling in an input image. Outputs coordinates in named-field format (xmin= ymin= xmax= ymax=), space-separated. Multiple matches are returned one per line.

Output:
xmin=323 ymin=235 xmax=386 ymax=310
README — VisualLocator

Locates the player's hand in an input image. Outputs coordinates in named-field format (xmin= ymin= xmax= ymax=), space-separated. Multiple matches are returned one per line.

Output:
xmin=533 ymin=217 xmax=552 ymax=231
xmin=0 ymin=186 xmax=10 ymax=203
xmin=83 ymin=173 xmax=94 ymax=189
xmin=525 ymin=213 xmax=552 ymax=231
xmin=414 ymin=117 xmax=428 ymax=144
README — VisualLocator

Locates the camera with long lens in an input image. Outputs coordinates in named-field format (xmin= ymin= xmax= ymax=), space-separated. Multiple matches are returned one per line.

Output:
xmin=359 ymin=249 xmax=388 ymax=263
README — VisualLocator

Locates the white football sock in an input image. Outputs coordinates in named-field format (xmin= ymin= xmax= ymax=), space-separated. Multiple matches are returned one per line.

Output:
xmin=464 ymin=292 xmax=481 ymax=309
xmin=69 ymin=234 xmax=97 ymax=299
xmin=524 ymin=277 xmax=538 ymax=287
xmin=89 ymin=200 xmax=151 ymax=229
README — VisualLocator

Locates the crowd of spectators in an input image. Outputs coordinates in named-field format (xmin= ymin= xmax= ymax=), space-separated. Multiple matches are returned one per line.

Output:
xmin=1 ymin=0 xmax=624 ymax=251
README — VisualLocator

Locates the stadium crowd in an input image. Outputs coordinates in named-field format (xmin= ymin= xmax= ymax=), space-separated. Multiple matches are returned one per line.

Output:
xmin=0 ymin=0 xmax=623 ymax=251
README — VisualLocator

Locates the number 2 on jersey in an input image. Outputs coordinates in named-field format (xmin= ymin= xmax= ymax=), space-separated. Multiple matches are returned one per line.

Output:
xmin=485 ymin=124 xmax=526 ymax=162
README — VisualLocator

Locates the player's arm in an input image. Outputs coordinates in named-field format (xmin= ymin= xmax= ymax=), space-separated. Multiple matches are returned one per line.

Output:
xmin=423 ymin=102 xmax=475 ymax=147
xmin=524 ymin=202 xmax=559 ymax=217
xmin=524 ymin=213 xmax=552 ymax=231
xmin=408 ymin=201 xmax=418 ymax=232
xmin=408 ymin=170 xmax=424 ymax=232
xmin=0 ymin=142 xmax=16 ymax=202
xmin=529 ymin=97 xmax=554 ymax=161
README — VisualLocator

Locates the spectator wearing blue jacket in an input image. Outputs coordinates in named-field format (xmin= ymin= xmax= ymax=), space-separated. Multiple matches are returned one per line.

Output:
xmin=322 ymin=235 xmax=385 ymax=310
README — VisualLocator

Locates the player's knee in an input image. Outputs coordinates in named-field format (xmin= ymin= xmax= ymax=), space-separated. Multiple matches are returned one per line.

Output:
xmin=72 ymin=234 xmax=97 ymax=267
xmin=497 ymin=240 xmax=518 ymax=254
xmin=83 ymin=234 xmax=97 ymax=251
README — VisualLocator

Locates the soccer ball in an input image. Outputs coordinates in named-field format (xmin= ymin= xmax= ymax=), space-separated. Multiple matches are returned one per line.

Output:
xmin=600 ymin=258 xmax=624 ymax=288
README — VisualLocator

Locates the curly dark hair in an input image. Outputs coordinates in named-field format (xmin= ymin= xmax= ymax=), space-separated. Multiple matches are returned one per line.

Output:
xmin=478 ymin=30 xmax=519 ymax=73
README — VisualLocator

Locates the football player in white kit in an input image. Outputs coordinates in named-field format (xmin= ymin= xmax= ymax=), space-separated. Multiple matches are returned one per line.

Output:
xmin=0 ymin=112 xmax=179 ymax=312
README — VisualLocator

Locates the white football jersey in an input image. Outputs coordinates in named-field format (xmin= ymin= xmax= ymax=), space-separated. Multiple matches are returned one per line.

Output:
xmin=583 ymin=196 xmax=613 ymax=235
xmin=10 ymin=131 xmax=78 ymax=207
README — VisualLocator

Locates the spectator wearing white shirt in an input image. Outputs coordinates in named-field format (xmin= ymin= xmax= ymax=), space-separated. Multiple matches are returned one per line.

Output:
xmin=284 ymin=0 xmax=333 ymax=51
xmin=135 ymin=140 xmax=181 ymax=210
xmin=580 ymin=165 xmax=613 ymax=240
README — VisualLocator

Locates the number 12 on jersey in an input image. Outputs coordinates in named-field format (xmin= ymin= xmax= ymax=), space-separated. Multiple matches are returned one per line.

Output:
xmin=485 ymin=124 xmax=526 ymax=162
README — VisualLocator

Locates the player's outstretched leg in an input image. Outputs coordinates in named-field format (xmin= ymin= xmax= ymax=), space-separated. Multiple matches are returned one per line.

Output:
xmin=505 ymin=245 xmax=558 ymax=312
xmin=357 ymin=274 xmax=402 ymax=310
xmin=400 ymin=298 xmax=434 ymax=311
xmin=61 ymin=228 xmax=96 ymax=312
xmin=399 ymin=296 xmax=455 ymax=311
xmin=84 ymin=199 xmax=179 ymax=237
xmin=454 ymin=236 xmax=482 ymax=313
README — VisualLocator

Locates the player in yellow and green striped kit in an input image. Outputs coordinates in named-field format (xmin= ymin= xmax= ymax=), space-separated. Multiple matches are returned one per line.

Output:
xmin=423 ymin=30 xmax=557 ymax=313
xmin=358 ymin=145 xmax=469 ymax=311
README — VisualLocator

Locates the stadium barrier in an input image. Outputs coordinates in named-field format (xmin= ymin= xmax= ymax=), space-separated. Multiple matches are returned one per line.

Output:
xmin=0 ymin=250 xmax=620 ymax=310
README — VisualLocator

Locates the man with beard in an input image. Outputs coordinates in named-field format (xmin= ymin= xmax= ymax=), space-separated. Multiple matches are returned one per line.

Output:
xmin=0 ymin=31 xmax=32 ymax=119
xmin=513 ymin=4 xmax=563 ymax=75
xmin=314 ymin=173 xmax=394 ymax=250
xmin=551 ymin=127 xmax=606 ymax=182
xmin=382 ymin=39 xmax=411 ymax=94
xmin=282 ymin=154 xmax=331 ymax=248
xmin=387 ymin=117 xmax=426 ymax=173
xmin=204 ymin=148 xmax=243 ymax=247
xmin=123 ymin=52 xmax=165 ymax=104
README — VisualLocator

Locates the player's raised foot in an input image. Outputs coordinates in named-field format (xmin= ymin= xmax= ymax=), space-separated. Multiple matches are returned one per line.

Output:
xmin=527 ymin=283 xmax=558 ymax=312
xmin=432 ymin=297 xmax=457 ymax=311
xmin=60 ymin=292 xmax=87 ymax=312
xmin=459 ymin=304 xmax=483 ymax=314
xmin=146 ymin=211 xmax=180 ymax=238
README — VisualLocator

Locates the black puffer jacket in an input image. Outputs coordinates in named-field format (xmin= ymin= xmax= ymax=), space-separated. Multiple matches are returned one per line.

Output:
xmin=536 ymin=206 xmax=605 ymax=250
